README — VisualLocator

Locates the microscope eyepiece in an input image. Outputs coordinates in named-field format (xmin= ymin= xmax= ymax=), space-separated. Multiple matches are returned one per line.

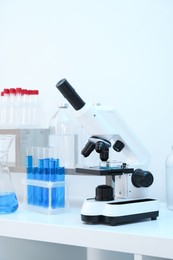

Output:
xmin=56 ymin=78 xmax=85 ymax=111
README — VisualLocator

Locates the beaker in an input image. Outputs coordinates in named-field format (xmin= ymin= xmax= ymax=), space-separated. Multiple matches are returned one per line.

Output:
xmin=0 ymin=135 xmax=18 ymax=213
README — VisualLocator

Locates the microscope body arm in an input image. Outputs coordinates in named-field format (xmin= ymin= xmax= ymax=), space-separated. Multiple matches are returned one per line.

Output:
xmin=75 ymin=102 xmax=150 ymax=170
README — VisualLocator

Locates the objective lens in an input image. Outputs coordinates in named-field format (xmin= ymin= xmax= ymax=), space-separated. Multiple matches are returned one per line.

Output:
xmin=81 ymin=141 xmax=95 ymax=157
xmin=95 ymin=141 xmax=105 ymax=153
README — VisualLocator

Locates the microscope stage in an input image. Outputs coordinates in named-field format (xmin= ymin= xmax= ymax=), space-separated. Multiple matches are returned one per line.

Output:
xmin=76 ymin=166 xmax=134 ymax=176
xmin=81 ymin=198 xmax=159 ymax=226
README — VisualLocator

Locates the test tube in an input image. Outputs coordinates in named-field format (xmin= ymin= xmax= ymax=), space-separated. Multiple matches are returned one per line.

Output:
xmin=34 ymin=147 xmax=43 ymax=206
xmin=42 ymin=147 xmax=50 ymax=207
xmin=26 ymin=147 xmax=34 ymax=205
xmin=50 ymin=158 xmax=56 ymax=208
xmin=56 ymin=166 xmax=65 ymax=208
xmin=37 ymin=152 xmax=44 ymax=206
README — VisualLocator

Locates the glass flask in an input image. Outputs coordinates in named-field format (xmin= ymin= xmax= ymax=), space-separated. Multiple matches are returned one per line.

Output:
xmin=49 ymin=103 xmax=79 ymax=169
xmin=0 ymin=135 xmax=18 ymax=213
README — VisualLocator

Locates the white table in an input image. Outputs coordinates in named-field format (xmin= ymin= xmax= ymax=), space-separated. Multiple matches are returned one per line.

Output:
xmin=0 ymin=200 xmax=172 ymax=260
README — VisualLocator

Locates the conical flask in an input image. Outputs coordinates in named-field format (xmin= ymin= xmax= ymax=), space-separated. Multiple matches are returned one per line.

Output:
xmin=0 ymin=135 xmax=18 ymax=213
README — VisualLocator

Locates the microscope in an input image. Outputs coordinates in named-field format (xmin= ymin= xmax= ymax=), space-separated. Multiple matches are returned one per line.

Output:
xmin=56 ymin=79 xmax=159 ymax=226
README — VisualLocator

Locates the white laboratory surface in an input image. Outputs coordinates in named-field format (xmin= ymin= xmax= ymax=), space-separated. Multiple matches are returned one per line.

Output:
xmin=0 ymin=197 xmax=173 ymax=260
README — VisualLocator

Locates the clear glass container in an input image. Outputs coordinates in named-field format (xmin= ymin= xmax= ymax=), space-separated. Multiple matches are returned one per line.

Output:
xmin=49 ymin=103 xmax=79 ymax=169
xmin=166 ymin=146 xmax=173 ymax=210
xmin=0 ymin=135 xmax=18 ymax=213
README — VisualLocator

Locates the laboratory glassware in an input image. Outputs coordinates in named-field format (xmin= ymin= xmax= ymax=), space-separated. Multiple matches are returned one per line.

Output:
xmin=0 ymin=135 xmax=18 ymax=213
xmin=49 ymin=103 xmax=79 ymax=169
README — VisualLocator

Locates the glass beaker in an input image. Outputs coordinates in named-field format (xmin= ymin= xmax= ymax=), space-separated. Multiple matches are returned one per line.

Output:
xmin=0 ymin=135 xmax=18 ymax=213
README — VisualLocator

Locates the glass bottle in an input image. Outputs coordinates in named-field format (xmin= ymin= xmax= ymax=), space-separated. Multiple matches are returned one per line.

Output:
xmin=166 ymin=146 xmax=173 ymax=210
xmin=49 ymin=103 xmax=79 ymax=169
xmin=0 ymin=135 xmax=18 ymax=214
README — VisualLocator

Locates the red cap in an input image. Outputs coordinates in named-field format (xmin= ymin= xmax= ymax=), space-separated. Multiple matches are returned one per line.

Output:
xmin=16 ymin=88 xmax=22 ymax=94
xmin=22 ymin=89 xmax=28 ymax=95
xmin=27 ymin=90 xmax=33 ymax=95
xmin=33 ymin=90 xmax=39 ymax=95
xmin=3 ymin=88 xmax=10 ymax=94
xmin=9 ymin=88 xmax=16 ymax=94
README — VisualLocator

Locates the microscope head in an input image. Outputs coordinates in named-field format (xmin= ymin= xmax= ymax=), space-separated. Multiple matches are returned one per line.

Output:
xmin=56 ymin=78 xmax=150 ymax=170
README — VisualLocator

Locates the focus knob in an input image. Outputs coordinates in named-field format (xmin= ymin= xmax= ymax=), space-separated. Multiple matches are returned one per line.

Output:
xmin=95 ymin=185 xmax=114 ymax=201
xmin=132 ymin=169 xmax=154 ymax=188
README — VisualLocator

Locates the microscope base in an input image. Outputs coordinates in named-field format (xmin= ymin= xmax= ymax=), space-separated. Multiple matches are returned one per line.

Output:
xmin=81 ymin=198 xmax=159 ymax=226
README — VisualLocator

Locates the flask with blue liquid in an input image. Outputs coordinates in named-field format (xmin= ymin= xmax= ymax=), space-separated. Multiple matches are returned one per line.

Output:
xmin=0 ymin=135 xmax=18 ymax=214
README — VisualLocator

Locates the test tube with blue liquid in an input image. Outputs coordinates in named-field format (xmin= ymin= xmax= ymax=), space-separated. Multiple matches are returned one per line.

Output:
xmin=26 ymin=147 xmax=34 ymax=205
xmin=35 ymin=147 xmax=44 ymax=206
xmin=55 ymin=165 xmax=65 ymax=208
xmin=42 ymin=147 xmax=50 ymax=207
xmin=50 ymin=158 xmax=56 ymax=208
xmin=50 ymin=158 xmax=65 ymax=208
xmin=37 ymin=156 xmax=44 ymax=206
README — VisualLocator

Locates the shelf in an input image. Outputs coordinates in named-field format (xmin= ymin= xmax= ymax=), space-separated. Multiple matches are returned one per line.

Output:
xmin=0 ymin=200 xmax=172 ymax=259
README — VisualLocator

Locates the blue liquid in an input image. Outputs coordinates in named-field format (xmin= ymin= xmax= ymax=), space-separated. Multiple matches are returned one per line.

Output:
xmin=0 ymin=192 xmax=18 ymax=214
xmin=51 ymin=187 xmax=65 ymax=208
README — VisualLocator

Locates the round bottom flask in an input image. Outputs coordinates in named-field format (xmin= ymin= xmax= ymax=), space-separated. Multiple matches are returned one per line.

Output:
xmin=0 ymin=135 xmax=18 ymax=214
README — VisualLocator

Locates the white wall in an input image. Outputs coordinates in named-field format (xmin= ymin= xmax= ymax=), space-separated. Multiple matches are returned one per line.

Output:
xmin=0 ymin=0 xmax=173 ymax=202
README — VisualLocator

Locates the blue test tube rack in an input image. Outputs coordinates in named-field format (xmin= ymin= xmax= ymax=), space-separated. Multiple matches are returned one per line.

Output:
xmin=26 ymin=153 xmax=66 ymax=214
